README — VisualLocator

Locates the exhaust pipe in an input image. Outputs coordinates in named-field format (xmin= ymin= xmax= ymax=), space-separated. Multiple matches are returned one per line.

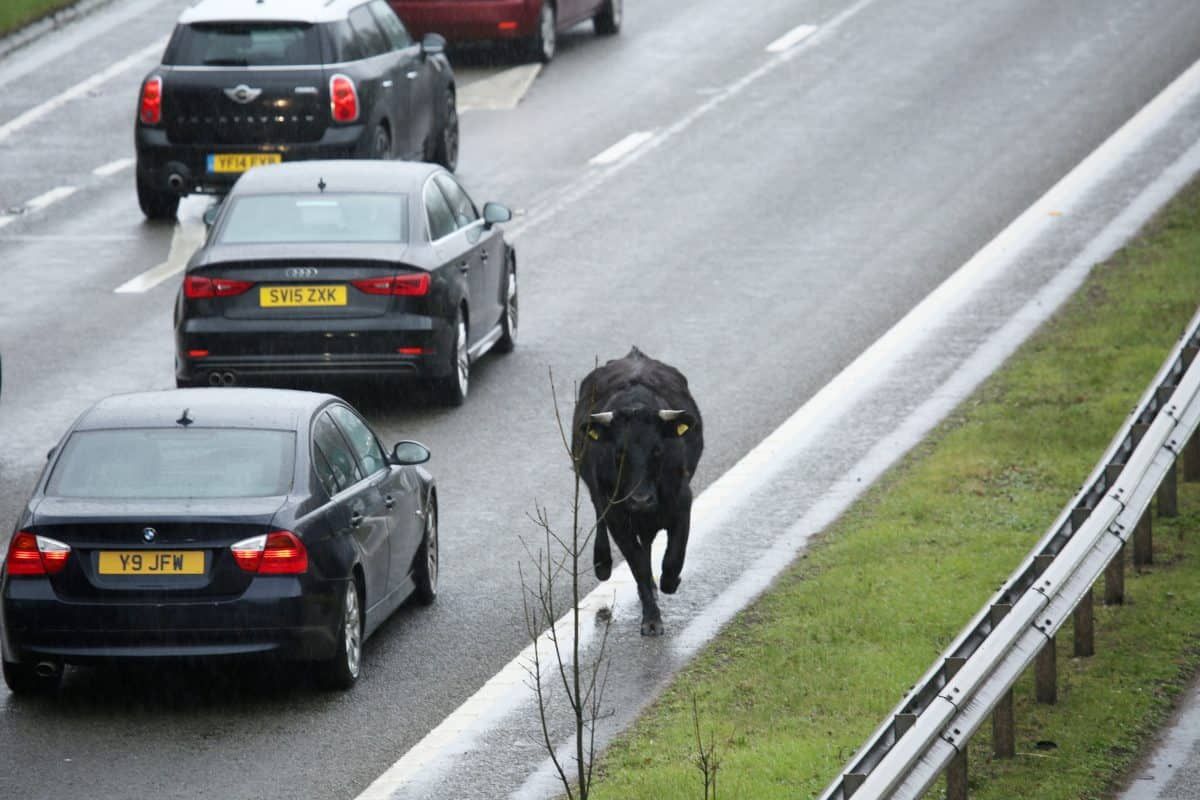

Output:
xmin=34 ymin=661 xmax=58 ymax=678
xmin=208 ymin=372 xmax=223 ymax=386
xmin=166 ymin=173 xmax=186 ymax=193
xmin=221 ymin=371 xmax=237 ymax=386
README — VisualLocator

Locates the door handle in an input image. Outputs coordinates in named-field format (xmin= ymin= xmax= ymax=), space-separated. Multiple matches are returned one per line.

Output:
xmin=458 ymin=262 xmax=470 ymax=274
xmin=382 ymin=79 xmax=394 ymax=88
xmin=406 ymin=71 xmax=419 ymax=80
xmin=384 ymin=495 xmax=395 ymax=508
xmin=350 ymin=511 xmax=364 ymax=528
xmin=480 ymin=250 xmax=489 ymax=262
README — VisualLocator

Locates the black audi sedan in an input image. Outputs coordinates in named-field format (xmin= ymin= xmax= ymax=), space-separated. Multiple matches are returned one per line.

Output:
xmin=0 ymin=388 xmax=438 ymax=693
xmin=174 ymin=160 xmax=516 ymax=406
xmin=135 ymin=0 xmax=459 ymax=220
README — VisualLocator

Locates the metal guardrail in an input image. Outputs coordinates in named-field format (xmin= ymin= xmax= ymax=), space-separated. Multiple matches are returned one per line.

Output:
xmin=819 ymin=306 xmax=1200 ymax=800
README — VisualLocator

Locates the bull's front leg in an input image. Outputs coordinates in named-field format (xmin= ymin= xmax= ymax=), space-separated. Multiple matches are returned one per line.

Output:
xmin=592 ymin=517 xmax=612 ymax=581
xmin=609 ymin=527 xmax=663 ymax=636
xmin=660 ymin=500 xmax=692 ymax=595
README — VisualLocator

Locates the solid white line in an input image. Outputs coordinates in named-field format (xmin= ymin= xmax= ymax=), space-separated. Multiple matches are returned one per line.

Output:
xmin=766 ymin=23 xmax=818 ymax=53
xmin=356 ymin=42 xmax=1200 ymax=800
xmin=588 ymin=131 xmax=655 ymax=166
xmin=93 ymin=157 xmax=135 ymax=177
xmin=25 ymin=186 xmax=78 ymax=211
xmin=0 ymin=36 xmax=167 ymax=144
xmin=114 ymin=217 xmax=207 ymax=294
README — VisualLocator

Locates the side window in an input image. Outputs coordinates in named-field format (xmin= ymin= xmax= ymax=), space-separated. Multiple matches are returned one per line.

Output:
xmin=328 ymin=405 xmax=388 ymax=476
xmin=424 ymin=180 xmax=457 ymax=241
xmin=434 ymin=174 xmax=479 ymax=229
xmin=321 ymin=20 xmax=365 ymax=62
xmin=348 ymin=5 xmax=390 ymax=58
xmin=312 ymin=412 xmax=363 ymax=493
xmin=313 ymin=443 xmax=342 ymax=497
xmin=369 ymin=0 xmax=412 ymax=49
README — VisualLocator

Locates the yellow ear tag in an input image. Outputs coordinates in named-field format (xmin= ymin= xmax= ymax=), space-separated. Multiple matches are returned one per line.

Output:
xmin=676 ymin=423 xmax=690 ymax=436
xmin=588 ymin=428 xmax=600 ymax=440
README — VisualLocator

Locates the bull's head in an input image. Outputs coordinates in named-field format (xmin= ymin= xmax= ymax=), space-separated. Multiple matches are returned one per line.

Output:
xmin=581 ymin=408 xmax=696 ymax=512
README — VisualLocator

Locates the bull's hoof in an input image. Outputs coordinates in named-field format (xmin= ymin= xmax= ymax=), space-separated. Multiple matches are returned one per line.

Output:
xmin=595 ymin=558 xmax=612 ymax=581
xmin=660 ymin=573 xmax=681 ymax=594
xmin=640 ymin=618 xmax=664 ymax=636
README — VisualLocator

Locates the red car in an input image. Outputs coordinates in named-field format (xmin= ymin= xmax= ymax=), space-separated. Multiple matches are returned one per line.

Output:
xmin=389 ymin=0 xmax=621 ymax=62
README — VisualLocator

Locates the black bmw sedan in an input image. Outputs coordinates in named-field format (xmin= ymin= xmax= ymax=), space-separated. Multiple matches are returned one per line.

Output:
xmin=1 ymin=388 xmax=438 ymax=693
xmin=174 ymin=160 xmax=516 ymax=406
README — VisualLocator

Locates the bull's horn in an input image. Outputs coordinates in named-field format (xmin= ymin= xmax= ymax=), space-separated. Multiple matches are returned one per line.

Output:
xmin=590 ymin=412 xmax=614 ymax=425
xmin=658 ymin=410 xmax=686 ymax=421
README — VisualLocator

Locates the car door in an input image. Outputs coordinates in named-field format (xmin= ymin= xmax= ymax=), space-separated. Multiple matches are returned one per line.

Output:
xmin=347 ymin=3 xmax=410 ymax=157
xmin=368 ymin=0 xmax=434 ymax=158
xmin=435 ymin=173 xmax=505 ymax=335
xmin=424 ymin=177 xmax=479 ymax=343
xmin=326 ymin=405 xmax=420 ymax=596
xmin=312 ymin=410 xmax=390 ymax=612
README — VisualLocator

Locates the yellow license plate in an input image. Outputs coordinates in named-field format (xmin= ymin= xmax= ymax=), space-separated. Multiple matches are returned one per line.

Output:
xmin=98 ymin=551 xmax=205 ymax=575
xmin=209 ymin=153 xmax=282 ymax=173
xmin=260 ymin=285 xmax=348 ymax=307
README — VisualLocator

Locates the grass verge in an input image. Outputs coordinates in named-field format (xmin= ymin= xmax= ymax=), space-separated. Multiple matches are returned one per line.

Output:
xmin=586 ymin=180 xmax=1200 ymax=800
xmin=1 ymin=0 xmax=79 ymax=39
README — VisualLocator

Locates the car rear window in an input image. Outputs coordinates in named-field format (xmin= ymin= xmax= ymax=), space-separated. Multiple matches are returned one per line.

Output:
xmin=166 ymin=23 xmax=322 ymax=67
xmin=47 ymin=429 xmax=295 ymax=499
xmin=218 ymin=194 xmax=409 ymax=244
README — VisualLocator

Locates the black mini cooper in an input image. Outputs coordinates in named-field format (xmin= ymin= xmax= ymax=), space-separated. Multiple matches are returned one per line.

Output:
xmin=135 ymin=0 xmax=459 ymax=220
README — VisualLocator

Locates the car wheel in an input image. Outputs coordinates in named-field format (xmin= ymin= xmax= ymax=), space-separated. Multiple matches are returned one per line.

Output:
xmin=316 ymin=580 xmax=363 ymax=690
xmin=2 ymin=658 xmax=63 ymax=695
xmin=175 ymin=376 xmax=202 ymax=388
xmin=435 ymin=310 xmax=469 ymax=406
xmin=137 ymin=175 xmax=180 ymax=221
xmin=432 ymin=91 xmax=459 ymax=172
xmin=372 ymin=124 xmax=392 ymax=159
xmin=412 ymin=500 xmax=439 ymax=605
xmin=594 ymin=0 xmax=622 ymax=35
xmin=528 ymin=2 xmax=556 ymax=63
xmin=494 ymin=260 xmax=517 ymax=354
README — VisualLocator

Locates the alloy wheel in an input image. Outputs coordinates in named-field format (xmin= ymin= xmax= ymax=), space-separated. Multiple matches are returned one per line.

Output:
xmin=342 ymin=582 xmax=362 ymax=679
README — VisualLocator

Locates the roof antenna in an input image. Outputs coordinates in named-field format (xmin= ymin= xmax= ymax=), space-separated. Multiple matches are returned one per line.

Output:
xmin=318 ymin=177 xmax=326 ymax=193
xmin=176 ymin=408 xmax=193 ymax=427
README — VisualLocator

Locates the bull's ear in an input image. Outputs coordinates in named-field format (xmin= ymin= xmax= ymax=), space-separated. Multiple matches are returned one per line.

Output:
xmin=658 ymin=410 xmax=696 ymax=437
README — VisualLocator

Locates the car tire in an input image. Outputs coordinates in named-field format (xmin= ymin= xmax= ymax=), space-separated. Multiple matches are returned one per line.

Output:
xmin=594 ymin=0 xmax=622 ymax=35
xmin=412 ymin=499 xmax=438 ymax=606
xmin=315 ymin=580 xmax=363 ymax=691
xmin=494 ymin=260 xmax=517 ymax=354
xmin=435 ymin=309 xmax=469 ymax=406
xmin=137 ymin=175 xmax=180 ymax=221
xmin=527 ymin=2 xmax=556 ymax=63
xmin=372 ymin=124 xmax=392 ymax=159
xmin=2 ymin=658 xmax=63 ymax=695
xmin=175 ymin=376 xmax=202 ymax=388
xmin=432 ymin=91 xmax=459 ymax=172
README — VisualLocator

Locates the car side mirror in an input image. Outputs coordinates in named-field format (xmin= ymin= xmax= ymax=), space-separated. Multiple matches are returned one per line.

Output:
xmin=421 ymin=33 xmax=446 ymax=57
xmin=482 ymin=202 xmax=512 ymax=230
xmin=392 ymin=440 xmax=431 ymax=465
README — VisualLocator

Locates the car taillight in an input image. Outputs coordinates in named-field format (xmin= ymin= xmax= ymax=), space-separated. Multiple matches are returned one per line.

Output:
xmin=185 ymin=275 xmax=255 ymax=299
xmin=5 ymin=532 xmax=70 ymax=576
xmin=140 ymin=76 xmax=163 ymax=125
xmin=352 ymin=274 xmax=430 ymax=296
xmin=330 ymin=74 xmax=359 ymax=123
xmin=231 ymin=531 xmax=308 ymax=575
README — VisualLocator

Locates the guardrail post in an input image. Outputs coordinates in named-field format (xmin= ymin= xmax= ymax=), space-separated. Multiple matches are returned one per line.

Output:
xmin=945 ymin=656 xmax=969 ymax=800
xmin=842 ymin=773 xmax=866 ymax=797
xmin=1134 ymin=507 xmax=1153 ymax=567
xmin=1074 ymin=586 xmax=1094 ymax=657
xmin=1035 ymin=554 xmax=1058 ymax=705
xmin=989 ymin=604 xmax=1015 ymax=759
xmin=1158 ymin=459 xmax=1179 ymax=518
xmin=1105 ymin=542 xmax=1126 ymax=605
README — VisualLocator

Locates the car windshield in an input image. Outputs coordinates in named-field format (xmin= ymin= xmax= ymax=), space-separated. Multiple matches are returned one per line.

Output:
xmin=166 ymin=23 xmax=322 ymax=67
xmin=46 ymin=428 xmax=296 ymax=499
xmin=218 ymin=193 xmax=410 ymax=244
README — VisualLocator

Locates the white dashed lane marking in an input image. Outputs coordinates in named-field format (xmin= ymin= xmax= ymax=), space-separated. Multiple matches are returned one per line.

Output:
xmin=588 ymin=131 xmax=655 ymax=166
xmin=766 ymin=24 xmax=818 ymax=52
xmin=93 ymin=158 xmax=135 ymax=177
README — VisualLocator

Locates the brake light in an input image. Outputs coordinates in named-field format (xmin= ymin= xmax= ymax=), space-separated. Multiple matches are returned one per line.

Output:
xmin=330 ymin=74 xmax=359 ymax=123
xmin=231 ymin=531 xmax=308 ymax=575
xmin=5 ymin=532 xmax=70 ymax=576
xmin=185 ymin=275 xmax=255 ymax=299
xmin=352 ymin=273 xmax=429 ymax=296
xmin=140 ymin=76 xmax=163 ymax=125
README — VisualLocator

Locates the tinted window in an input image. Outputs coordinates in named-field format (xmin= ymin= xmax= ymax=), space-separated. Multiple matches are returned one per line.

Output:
xmin=167 ymin=23 xmax=321 ymax=66
xmin=313 ymin=413 xmax=363 ymax=492
xmin=328 ymin=406 xmax=387 ymax=476
xmin=348 ymin=5 xmax=390 ymax=57
xmin=219 ymin=193 xmax=409 ymax=244
xmin=434 ymin=174 xmax=479 ymax=228
xmin=369 ymin=1 xmax=412 ymax=49
xmin=424 ymin=181 xmax=457 ymax=240
xmin=47 ymin=429 xmax=295 ymax=499
xmin=322 ymin=20 xmax=365 ymax=62
xmin=313 ymin=444 xmax=342 ymax=497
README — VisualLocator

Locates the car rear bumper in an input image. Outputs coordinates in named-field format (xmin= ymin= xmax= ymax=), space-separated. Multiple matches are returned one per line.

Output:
xmin=392 ymin=0 xmax=538 ymax=40
xmin=135 ymin=124 xmax=369 ymax=195
xmin=1 ymin=575 xmax=346 ymax=665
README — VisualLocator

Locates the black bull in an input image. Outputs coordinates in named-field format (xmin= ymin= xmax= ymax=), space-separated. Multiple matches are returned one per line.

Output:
xmin=571 ymin=348 xmax=703 ymax=636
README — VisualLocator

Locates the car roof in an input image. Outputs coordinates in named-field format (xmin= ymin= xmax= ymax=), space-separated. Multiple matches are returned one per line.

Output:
xmin=230 ymin=159 xmax=442 ymax=196
xmin=179 ymin=0 xmax=366 ymax=25
xmin=73 ymin=388 xmax=340 ymax=432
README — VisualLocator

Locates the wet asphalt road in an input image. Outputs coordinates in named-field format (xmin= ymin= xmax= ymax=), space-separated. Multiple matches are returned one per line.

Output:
xmin=3 ymin=1 xmax=1200 ymax=799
